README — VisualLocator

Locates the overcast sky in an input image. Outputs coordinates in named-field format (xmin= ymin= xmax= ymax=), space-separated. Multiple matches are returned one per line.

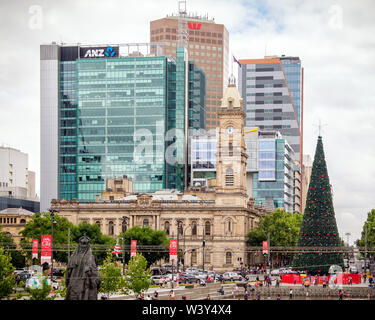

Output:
xmin=0 ymin=0 xmax=374 ymax=244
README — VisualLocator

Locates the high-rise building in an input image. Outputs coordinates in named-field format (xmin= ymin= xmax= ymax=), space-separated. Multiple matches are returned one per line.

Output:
xmin=191 ymin=128 xmax=295 ymax=212
xmin=40 ymin=43 xmax=205 ymax=211
xmin=150 ymin=11 xmax=229 ymax=129
xmin=0 ymin=146 xmax=39 ymax=212
xmin=238 ymin=56 xmax=303 ymax=164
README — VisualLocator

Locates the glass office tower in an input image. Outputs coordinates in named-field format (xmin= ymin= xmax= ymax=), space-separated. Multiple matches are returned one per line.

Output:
xmin=41 ymin=43 xmax=205 ymax=207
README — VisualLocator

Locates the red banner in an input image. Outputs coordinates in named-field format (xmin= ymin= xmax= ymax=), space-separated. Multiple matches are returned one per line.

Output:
xmin=262 ymin=241 xmax=268 ymax=254
xmin=131 ymin=240 xmax=137 ymax=257
xmin=169 ymin=239 xmax=178 ymax=261
xmin=40 ymin=235 xmax=51 ymax=265
xmin=32 ymin=239 xmax=38 ymax=260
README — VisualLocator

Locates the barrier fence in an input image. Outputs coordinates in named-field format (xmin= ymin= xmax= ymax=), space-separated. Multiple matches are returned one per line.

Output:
xmin=280 ymin=273 xmax=361 ymax=284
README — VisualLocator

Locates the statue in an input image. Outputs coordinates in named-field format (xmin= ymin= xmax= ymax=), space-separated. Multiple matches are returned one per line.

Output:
xmin=65 ymin=234 xmax=101 ymax=300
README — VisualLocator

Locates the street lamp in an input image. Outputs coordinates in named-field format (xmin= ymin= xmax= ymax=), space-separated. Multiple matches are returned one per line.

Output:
xmin=122 ymin=216 xmax=129 ymax=275
xmin=177 ymin=221 xmax=183 ymax=274
xmin=48 ymin=209 xmax=58 ymax=290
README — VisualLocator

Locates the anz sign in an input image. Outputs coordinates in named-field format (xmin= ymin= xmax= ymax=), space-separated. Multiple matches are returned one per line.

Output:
xmin=80 ymin=46 xmax=118 ymax=59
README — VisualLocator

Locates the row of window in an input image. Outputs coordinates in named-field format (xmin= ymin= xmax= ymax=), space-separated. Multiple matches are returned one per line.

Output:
xmin=0 ymin=217 xmax=26 ymax=224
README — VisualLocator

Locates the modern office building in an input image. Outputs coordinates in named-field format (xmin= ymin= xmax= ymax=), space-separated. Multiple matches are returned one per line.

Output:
xmin=0 ymin=147 xmax=39 ymax=212
xmin=150 ymin=8 xmax=229 ymax=129
xmin=302 ymin=154 xmax=313 ymax=213
xmin=191 ymin=128 xmax=295 ymax=213
xmin=238 ymin=56 xmax=303 ymax=163
xmin=293 ymin=162 xmax=301 ymax=213
xmin=40 ymin=43 xmax=205 ymax=211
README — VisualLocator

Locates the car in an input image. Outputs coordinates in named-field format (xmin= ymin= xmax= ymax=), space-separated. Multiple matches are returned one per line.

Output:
xmin=222 ymin=272 xmax=242 ymax=281
xmin=26 ymin=276 xmax=58 ymax=290
xmin=179 ymin=273 xmax=200 ymax=284
xmin=151 ymin=275 xmax=164 ymax=285
xmin=349 ymin=266 xmax=358 ymax=274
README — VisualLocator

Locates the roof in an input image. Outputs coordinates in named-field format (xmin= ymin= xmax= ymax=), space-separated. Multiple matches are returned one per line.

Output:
xmin=0 ymin=207 xmax=34 ymax=216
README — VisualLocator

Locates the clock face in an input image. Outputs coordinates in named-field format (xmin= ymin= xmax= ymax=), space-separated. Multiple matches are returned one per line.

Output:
xmin=227 ymin=126 xmax=234 ymax=135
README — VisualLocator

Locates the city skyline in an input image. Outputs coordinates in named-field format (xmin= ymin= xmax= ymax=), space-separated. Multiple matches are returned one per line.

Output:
xmin=0 ymin=0 xmax=374 ymax=244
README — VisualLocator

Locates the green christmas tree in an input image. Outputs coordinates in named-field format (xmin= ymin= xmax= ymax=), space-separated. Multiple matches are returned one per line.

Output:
xmin=293 ymin=136 xmax=344 ymax=274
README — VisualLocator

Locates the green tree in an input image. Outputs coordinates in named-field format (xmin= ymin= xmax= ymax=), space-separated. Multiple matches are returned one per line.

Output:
xmin=20 ymin=212 xmax=75 ymax=264
xmin=124 ymin=253 xmax=152 ymax=298
xmin=248 ymin=209 xmax=303 ymax=246
xmin=27 ymin=274 xmax=53 ymax=300
xmin=0 ymin=247 xmax=15 ymax=299
xmin=99 ymin=250 xmax=125 ymax=299
xmin=357 ymin=209 xmax=375 ymax=256
xmin=72 ymin=221 xmax=116 ymax=265
xmin=120 ymin=226 xmax=169 ymax=267
xmin=293 ymin=136 xmax=344 ymax=274
xmin=0 ymin=227 xmax=25 ymax=269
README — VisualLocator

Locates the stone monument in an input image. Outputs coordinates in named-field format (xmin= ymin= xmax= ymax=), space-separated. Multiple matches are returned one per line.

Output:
xmin=65 ymin=234 xmax=101 ymax=300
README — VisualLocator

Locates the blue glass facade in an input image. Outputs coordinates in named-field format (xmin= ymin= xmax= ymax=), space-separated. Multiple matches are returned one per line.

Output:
xmin=57 ymin=46 xmax=205 ymax=202
xmin=280 ymin=58 xmax=302 ymax=127
xmin=252 ymin=137 xmax=294 ymax=212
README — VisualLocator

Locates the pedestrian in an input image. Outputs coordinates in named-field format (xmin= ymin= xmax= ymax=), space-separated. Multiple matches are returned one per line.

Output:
xmin=349 ymin=276 xmax=352 ymax=286
xmin=205 ymin=294 xmax=211 ymax=300
xmin=338 ymin=290 xmax=343 ymax=300
xmin=306 ymin=291 xmax=309 ymax=300
xmin=276 ymin=294 xmax=281 ymax=301
xmin=219 ymin=286 xmax=224 ymax=295
xmin=153 ymin=290 xmax=159 ymax=300
xmin=169 ymin=290 xmax=175 ymax=300
xmin=289 ymin=289 xmax=293 ymax=299
xmin=235 ymin=285 xmax=239 ymax=297
xmin=368 ymin=293 xmax=371 ymax=300
xmin=244 ymin=290 xmax=248 ymax=300
xmin=276 ymin=277 xmax=280 ymax=287
xmin=231 ymin=289 xmax=235 ymax=299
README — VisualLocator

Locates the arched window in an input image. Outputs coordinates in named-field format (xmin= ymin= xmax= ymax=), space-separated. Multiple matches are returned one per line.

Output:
xmin=95 ymin=221 xmax=101 ymax=228
xmin=226 ymin=252 xmax=232 ymax=265
xmin=20 ymin=219 xmax=26 ymax=224
xmin=165 ymin=221 xmax=170 ymax=235
xmin=228 ymin=220 xmax=232 ymax=232
xmin=205 ymin=221 xmax=211 ymax=236
xmin=191 ymin=249 xmax=197 ymax=264
xmin=191 ymin=221 xmax=197 ymax=236
xmin=228 ymin=142 xmax=233 ymax=156
xmin=143 ymin=219 xmax=149 ymax=227
xmin=108 ymin=221 xmax=114 ymax=235
xmin=177 ymin=221 xmax=183 ymax=236
xmin=225 ymin=167 xmax=234 ymax=186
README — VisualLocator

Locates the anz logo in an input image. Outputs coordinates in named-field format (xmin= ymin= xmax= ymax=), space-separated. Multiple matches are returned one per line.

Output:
xmin=83 ymin=46 xmax=116 ymax=58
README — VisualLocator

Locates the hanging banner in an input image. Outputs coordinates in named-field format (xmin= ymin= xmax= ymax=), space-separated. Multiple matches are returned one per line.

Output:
xmin=262 ymin=241 xmax=268 ymax=254
xmin=169 ymin=239 xmax=178 ymax=261
xmin=112 ymin=241 xmax=121 ymax=258
xmin=131 ymin=240 xmax=137 ymax=257
xmin=32 ymin=239 xmax=39 ymax=260
xmin=41 ymin=235 xmax=52 ymax=265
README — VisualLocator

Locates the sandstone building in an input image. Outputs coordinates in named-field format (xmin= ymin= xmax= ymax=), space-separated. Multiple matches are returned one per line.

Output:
xmin=50 ymin=83 xmax=266 ymax=271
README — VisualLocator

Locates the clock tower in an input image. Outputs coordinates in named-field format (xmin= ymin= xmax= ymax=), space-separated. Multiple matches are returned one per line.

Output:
xmin=215 ymin=83 xmax=248 ymax=206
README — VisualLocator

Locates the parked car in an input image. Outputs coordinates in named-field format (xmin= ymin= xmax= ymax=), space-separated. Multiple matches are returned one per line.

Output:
xmin=179 ymin=273 xmax=200 ymax=284
xmin=222 ymin=272 xmax=242 ymax=281
xmin=349 ymin=266 xmax=358 ymax=274
xmin=151 ymin=275 xmax=164 ymax=285
xmin=26 ymin=276 xmax=58 ymax=290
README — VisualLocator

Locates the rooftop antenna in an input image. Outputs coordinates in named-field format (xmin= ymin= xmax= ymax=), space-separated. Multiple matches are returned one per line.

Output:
xmin=178 ymin=0 xmax=188 ymax=49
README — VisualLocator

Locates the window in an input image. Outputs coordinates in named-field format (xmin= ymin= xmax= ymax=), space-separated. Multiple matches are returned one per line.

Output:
xmin=191 ymin=250 xmax=197 ymax=264
xmin=226 ymin=252 xmax=232 ymax=264
xmin=205 ymin=221 xmax=211 ymax=236
xmin=227 ymin=219 xmax=232 ymax=232
xmin=177 ymin=221 xmax=183 ymax=236
xmin=108 ymin=221 xmax=114 ymax=235
xmin=225 ymin=167 xmax=234 ymax=186
xmin=192 ymin=221 xmax=197 ymax=236
xmin=143 ymin=219 xmax=149 ymax=227
xmin=165 ymin=221 xmax=170 ymax=235
xmin=95 ymin=221 xmax=101 ymax=228
xmin=229 ymin=142 xmax=233 ymax=156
